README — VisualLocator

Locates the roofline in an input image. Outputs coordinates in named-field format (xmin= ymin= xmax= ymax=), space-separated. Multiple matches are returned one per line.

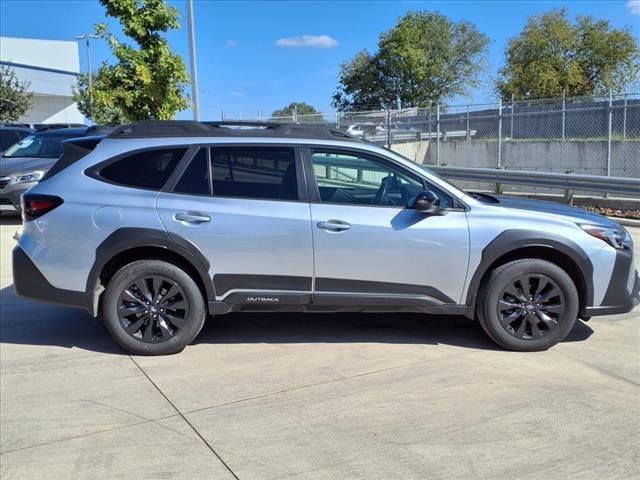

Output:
xmin=106 ymin=120 xmax=364 ymax=143
xmin=0 ymin=60 xmax=79 ymax=77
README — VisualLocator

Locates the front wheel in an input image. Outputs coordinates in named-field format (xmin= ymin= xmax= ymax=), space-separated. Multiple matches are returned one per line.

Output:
xmin=102 ymin=260 xmax=206 ymax=355
xmin=477 ymin=259 xmax=579 ymax=351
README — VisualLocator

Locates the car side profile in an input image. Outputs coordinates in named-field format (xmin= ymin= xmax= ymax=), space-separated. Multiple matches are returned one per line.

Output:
xmin=12 ymin=121 xmax=639 ymax=355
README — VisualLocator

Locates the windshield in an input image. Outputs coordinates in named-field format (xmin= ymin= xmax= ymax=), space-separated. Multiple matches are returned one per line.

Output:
xmin=2 ymin=134 xmax=78 ymax=158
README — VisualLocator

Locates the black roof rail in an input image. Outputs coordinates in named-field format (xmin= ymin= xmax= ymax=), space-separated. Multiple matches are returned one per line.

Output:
xmin=204 ymin=120 xmax=283 ymax=128
xmin=106 ymin=120 xmax=361 ymax=142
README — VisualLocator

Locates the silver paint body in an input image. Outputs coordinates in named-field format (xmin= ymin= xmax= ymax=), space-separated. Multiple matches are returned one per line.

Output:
xmin=18 ymin=136 xmax=631 ymax=307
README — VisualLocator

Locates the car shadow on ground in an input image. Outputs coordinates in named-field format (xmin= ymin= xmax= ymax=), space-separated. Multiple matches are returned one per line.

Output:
xmin=0 ymin=285 xmax=594 ymax=355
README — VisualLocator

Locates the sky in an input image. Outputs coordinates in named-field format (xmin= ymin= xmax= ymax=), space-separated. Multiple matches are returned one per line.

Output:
xmin=1 ymin=0 xmax=638 ymax=120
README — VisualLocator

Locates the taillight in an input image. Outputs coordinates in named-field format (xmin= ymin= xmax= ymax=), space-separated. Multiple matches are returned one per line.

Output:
xmin=21 ymin=194 xmax=63 ymax=221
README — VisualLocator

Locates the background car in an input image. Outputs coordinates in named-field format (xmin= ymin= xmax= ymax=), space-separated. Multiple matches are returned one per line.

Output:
xmin=0 ymin=124 xmax=34 ymax=154
xmin=0 ymin=127 xmax=88 ymax=214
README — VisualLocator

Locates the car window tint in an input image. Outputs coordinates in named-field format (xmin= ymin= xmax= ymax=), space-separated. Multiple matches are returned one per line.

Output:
xmin=100 ymin=148 xmax=187 ymax=190
xmin=311 ymin=150 xmax=454 ymax=208
xmin=310 ymin=150 xmax=428 ymax=207
xmin=0 ymin=130 xmax=19 ymax=151
xmin=174 ymin=148 xmax=210 ymax=195
xmin=210 ymin=147 xmax=298 ymax=201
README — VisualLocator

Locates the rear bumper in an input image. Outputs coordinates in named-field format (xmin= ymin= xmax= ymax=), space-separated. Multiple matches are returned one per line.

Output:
xmin=13 ymin=246 xmax=95 ymax=315
xmin=583 ymin=248 xmax=639 ymax=317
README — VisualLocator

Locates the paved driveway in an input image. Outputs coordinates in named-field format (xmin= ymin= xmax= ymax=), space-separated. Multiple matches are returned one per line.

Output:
xmin=1 ymin=217 xmax=638 ymax=480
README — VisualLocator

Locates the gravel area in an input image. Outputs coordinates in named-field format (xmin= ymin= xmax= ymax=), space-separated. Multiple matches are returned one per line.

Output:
xmin=582 ymin=205 xmax=640 ymax=220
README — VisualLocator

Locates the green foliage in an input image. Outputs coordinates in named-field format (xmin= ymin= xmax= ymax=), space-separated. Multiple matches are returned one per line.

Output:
xmin=72 ymin=0 xmax=190 ymax=123
xmin=271 ymin=102 xmax=324 ymax=122
xmin=0 ymin=64 xmax=33 ymax=122
xmin=498 ymin=9 xmax=640 ymax=100
xmin=333 ymin=11 xmax=489 ymax=111
xmin=73 ymin=73 xmax=128 ymax=124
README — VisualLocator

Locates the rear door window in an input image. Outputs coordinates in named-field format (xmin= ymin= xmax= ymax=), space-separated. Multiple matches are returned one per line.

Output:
xmin=210 ymin=147 xmax=298 ymax=201
xmin=99 ymin=148 xmax=187 ymax=190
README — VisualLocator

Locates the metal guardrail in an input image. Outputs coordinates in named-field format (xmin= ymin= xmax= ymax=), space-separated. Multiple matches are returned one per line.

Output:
xmin=428 ymin=166 xmax=640 ymax=196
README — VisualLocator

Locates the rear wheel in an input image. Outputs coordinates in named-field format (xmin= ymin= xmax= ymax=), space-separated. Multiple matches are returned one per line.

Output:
xmin=102 ymin=260 xmax=206 ymax=355
xmin=477 ymin=258 xmax=579 ymax=351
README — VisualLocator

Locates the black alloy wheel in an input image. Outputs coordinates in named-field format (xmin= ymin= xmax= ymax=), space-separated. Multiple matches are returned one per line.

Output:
xmin=477 ymin=258 xmax=579 ymax=352
xmin=497 ymin=274 xmax=565 ymax=340
xmin=117 ymin=275 xmax=189 ymax=344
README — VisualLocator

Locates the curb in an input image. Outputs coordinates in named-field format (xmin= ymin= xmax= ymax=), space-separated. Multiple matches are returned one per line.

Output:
xmin=608 ymin=217 xmax=640 ymax=228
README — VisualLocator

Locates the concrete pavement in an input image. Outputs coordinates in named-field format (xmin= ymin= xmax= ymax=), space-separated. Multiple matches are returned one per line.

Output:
xmin=1 ymin=217 xmax=638 ymax=479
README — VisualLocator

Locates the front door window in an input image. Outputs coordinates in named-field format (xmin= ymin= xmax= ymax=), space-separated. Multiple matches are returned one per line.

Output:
xmin=310 ymin=151 xmax=423 ymax=207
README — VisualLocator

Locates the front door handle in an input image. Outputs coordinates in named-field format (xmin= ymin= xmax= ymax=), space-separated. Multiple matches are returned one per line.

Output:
xmin=174 ymin=212 xmax=211 ymax=224
xmin=317 ymin=219 xmax=351 ymax=232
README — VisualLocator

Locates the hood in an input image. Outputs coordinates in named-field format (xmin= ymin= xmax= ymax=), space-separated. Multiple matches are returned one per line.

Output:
xmin=0 ymin=157 xmax=57 ymax=177
xmin=473 ymin=192 xmax=620 ymax=228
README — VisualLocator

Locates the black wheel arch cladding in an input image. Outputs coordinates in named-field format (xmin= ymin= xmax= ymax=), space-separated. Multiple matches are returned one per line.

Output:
xmin=88 ymin=227 xmax=215 ymax=302
xmin=465 ymin=229 xmax=594 ymax=316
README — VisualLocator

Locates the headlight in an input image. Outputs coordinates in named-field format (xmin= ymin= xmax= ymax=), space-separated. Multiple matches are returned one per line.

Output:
xmin=580 ymin=224 xmax=632 ymax=250
xmin=14 ymin=171 xmax=44 ymax=184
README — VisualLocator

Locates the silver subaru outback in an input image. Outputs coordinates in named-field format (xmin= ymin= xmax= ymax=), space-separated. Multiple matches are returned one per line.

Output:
xmin=12 ymin=121 xmax=639 ymax=355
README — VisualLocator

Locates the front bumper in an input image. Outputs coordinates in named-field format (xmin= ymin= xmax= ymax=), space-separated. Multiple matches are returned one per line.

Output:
xmin=13 ymin=246 xmax=95 ymax=314
xmin=583 ymin=247 xmax=640 ymax=317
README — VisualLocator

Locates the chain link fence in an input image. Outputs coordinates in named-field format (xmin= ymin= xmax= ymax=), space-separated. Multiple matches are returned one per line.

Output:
xmin=221 ymin=91 xmax=640 ymax=197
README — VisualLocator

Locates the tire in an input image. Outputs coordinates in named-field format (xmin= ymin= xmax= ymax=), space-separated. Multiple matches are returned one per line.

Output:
xmin=102 ymin=260 xmax=206 ymax=355
xmin=477 ymin=258 xmax=579 ymax=352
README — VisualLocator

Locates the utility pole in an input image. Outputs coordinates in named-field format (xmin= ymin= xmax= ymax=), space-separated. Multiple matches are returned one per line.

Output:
xmin=186 ymin=0 xmax=200 ymax=120
xmin=75 ymin=34 xmax=99 ymax=123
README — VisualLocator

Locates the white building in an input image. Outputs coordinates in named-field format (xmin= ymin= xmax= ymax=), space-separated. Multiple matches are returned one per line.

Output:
xmin=0 ymin=36 xmax=85 ymax=124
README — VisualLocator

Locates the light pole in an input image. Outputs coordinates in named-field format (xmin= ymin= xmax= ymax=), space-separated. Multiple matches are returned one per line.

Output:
xmin=186 ymin=0 xmax=200 ymax=120
xmin=75 ymin=34 xmax=100 ymax=123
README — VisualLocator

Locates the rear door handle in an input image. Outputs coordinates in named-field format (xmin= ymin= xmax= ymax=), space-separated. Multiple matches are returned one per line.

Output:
xmin=174 ymin=212 xmax=211 ymax=224
xmin=317 ymin=219 xmax=351 ymax=232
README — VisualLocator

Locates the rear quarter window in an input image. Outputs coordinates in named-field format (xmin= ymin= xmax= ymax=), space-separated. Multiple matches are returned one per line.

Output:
xmin=98 ymin=148 xmax=187 ymax=190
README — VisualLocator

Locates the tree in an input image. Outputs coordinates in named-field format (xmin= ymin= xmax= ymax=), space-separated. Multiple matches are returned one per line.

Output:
xmin=332 ymin=11 xmax=489 ymax=111
xmin=72 ymin=0 xmax=190 ymax=123
xmin=0 ymin=64 xmax=33 ymax=122
xmin=271 ymin=102 xmax=324 ymax=122
xmin=497 ymin=9 xmax=640 ymax=100
xmin=73 ymin=73 xmax=128 ymax=124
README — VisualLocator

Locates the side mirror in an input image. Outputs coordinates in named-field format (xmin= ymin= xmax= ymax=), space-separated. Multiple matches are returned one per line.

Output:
xmin=408 ymin=190 xmax=441 ymax=214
